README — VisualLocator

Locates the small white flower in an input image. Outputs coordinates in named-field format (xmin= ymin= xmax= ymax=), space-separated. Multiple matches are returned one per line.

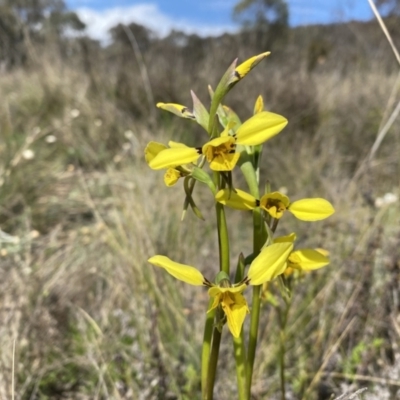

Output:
xmin=383 ymin=192 xmax=398 ymax=204
xmin=29 ymin=230 xmax=40 ymax=239
xmin=375 ymin=192 xmax=398 ymax=208
xmin=124 ymin=130 xmax=134 ymax=139
xmin=94 ymin=118 xmax=102 ymax=127
xmin=70 ymin=109 xmax=80 ymax=118
xmin=122 ymin=142 xmax=131 ymax=151
xmin=22 ymin=149 xmax=35 ymax=160
xmin=45 ymin=135 xmax=57 ymax=143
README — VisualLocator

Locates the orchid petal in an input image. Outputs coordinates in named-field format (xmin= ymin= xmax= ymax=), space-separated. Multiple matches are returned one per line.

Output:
xmin=148 ymin=255 xmax=206 ymax=286
xmin=145 ymin=141 xmax=167 ymax=164
xmin=215 ymin=188 xmax=257 ymax=211
xmin=289 ymin=249 xmax=330 ymax=270
xmin=149 ymin=147 xmax=200 ymax=170
xmin=235 ymin=111 xmax=288 ymax=146
xmin=289 ymin=198 xmax=335 ymax=221
xmin=247 ymin=243 xmax=293 ymax=285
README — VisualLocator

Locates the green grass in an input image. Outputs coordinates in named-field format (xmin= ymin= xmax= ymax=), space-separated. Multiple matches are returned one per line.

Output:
xmin=0 ymin=39 xmax=399 ymax=400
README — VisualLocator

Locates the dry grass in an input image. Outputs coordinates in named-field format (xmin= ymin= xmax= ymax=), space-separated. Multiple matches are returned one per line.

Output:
xmin=0 ymin=19 xmax=399 ymax=400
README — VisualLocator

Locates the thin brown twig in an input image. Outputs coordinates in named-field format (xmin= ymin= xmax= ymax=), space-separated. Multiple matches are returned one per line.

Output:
xmin=349 ymin=1 xmax=400 ymax=184
xmin=367 ymin=0 xmax=400 ymax=67
xmin=325 ymin=371 xmax=400 ymax=388
xmin=302 ymin=318 xmax=357 ymax=399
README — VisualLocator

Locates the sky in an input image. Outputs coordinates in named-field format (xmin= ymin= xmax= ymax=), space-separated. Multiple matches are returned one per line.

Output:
xmin=65 ymin=0 xmax=376 ymax=42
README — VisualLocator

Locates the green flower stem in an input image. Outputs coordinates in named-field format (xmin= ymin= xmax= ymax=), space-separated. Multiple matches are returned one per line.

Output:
xmin=278 ymin=296 xmax=291 ymax=400
xmin=279 ymin=329 xmax=286 ymax=400
xmin=215 ymin=202 xmax=230 ymax=275
xmin=234 ymin=253 xmax=246 ymax=284
xmin=201 ymin=300 xmax=217 ymax=399
xmin=206 ymin=327 xmax=222 ymax=400
xmin=246 ymin=284 xmax=261 ymax=396
xmin=202 ymin=172 xmax=230 ymax=399
xmin=233 ymin=330 xmax=248 ymax=400
xmin=246 ymin=207 xmax=269 ymax=395
xmin=240 ymin=156 xmax=267 ymax=397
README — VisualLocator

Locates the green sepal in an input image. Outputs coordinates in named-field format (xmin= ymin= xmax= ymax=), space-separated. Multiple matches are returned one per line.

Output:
xmin=191 ymin=90 xmax=210 ymax=134
xmin=237 ymin=145 xmax=260 ymax=198
xmin=277 ymin=275 xmax=292 ymax=301
xmin=222 ymin=105 xmax=242 ymax=129
xmin=214 ymin=271 xmax=230 ymax=285
xmin=263 ymin=290 xmax=279 ymax=307
xmin=208 ymin=85 xmax=229 ymax=129
xmin=208 ymin=59 xmax=238 ymax=134
xmin=263 ymin=219 xmax=274 ymax=245
xmin=191 ymin=167 xmax=216 ymax=195
xmin=234 ymin=253 xmax=246 ymax=284
xmin=182 ymin=177 xmax=204 ymax=221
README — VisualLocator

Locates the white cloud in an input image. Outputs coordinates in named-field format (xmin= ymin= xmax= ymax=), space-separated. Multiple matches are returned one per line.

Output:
xmin=75 ymin=3 xmax=236 ymax=43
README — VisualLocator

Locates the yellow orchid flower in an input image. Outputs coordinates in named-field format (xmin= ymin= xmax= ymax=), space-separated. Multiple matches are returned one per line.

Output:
xmin=215 ymin=189 xmax=335 ymax=221
xmin=272 ymin=234 xmax=330 ymax=276
xmin=148 ymin=242 xmax=293 ymax=338
xmin=144 ymin=141 xmax=192 ymax=186
xmin=208 ymin=284 xmax=249 ymax=338
xmin=147 ymin=111 xmax=287 ymax=172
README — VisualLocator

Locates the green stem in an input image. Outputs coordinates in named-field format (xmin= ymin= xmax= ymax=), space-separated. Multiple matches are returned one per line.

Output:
xmin=215 ymin=202 xmax=230 ymax=275
xmin=279 ymin=329 xmax=286 ymax=400
xmin=203 ymin=173 xmax=230 ymax=398
xmin=278 ymin=297 xmax=291 ymax=400
xmin=246 ymin=206 xmax=266 ymax=396
xmin=206 ymin=327 xmax=222 ymax=400
xmin=201 ymin=300 xmax=217 ymax=399
xmin=233 ymin=330 xmax=248 ymax=400
xmin=246 ymin=284 xmax=261 ymax=396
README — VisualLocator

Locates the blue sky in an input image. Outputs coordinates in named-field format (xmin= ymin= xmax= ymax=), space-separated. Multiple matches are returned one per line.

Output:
xmin=65 ymin=0 xmax=375 ymax=42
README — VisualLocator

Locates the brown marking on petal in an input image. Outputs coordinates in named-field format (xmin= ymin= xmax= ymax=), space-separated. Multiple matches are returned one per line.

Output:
xmin=234 ymin=70 xmax=241 ymax=80
xmin=196 ymin=147 xmax=203 ymax=154
xmin=242 ymin=276 xmax=251 ymax=285
xmin=182 ymin=107 xmax=195 ymax=119
xmin=203 ymin=278 xmax=213 ymax=287
xmin=262 ymin=198 xmax=287 ymax=215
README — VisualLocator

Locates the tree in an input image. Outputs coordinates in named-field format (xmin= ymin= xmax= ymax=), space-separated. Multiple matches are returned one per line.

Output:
xmin=0 ymin=0 xmax=85 ymax=68
xmin=110 ymin=22 xmax=153 ymax=53
xmin=1 ymin=0 xmax=65 ymax=25
xmin=233 ymin=0 xmax=289 ymax=49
